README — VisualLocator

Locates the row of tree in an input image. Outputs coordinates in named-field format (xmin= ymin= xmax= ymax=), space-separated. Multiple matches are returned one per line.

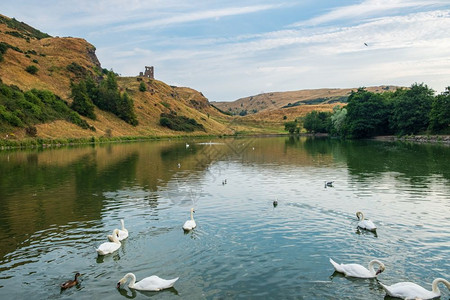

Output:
xmin=70 ymin=70 xmax=138 ymax=126
xmin=289 ymin=83 xmax=450 ymax=138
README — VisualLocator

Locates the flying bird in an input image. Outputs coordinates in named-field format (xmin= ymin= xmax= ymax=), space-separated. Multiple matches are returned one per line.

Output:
xmin=364 ymin=43 xmax=368 ymax=46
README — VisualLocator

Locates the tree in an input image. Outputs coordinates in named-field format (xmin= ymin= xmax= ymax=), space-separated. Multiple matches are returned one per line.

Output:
xmin=70 ymin=81 xmax=96 ymax=120
xmin=117 ymin=92 xmax=138 ymax=126
xmin=390 ymin=83 xmax=434 ymax=135
xmin=429 ymin=87 xmax=450 ymax=133
xmin=331 ymin=106 xmax=347 ymax=136
xmin=345 ymin=88 xmax=390 ymax=138
xmin=284 ymin=121 xmax=297 ymax=134
xmin=303 ymin=111 xmax=331 ymax=133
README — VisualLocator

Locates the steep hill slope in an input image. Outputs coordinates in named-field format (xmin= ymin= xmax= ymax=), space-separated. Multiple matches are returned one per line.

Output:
xmin=0 ymin=14 xmax=233 ymax=139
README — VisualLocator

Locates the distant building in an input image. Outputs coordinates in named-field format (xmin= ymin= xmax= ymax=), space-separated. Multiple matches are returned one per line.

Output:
xmin=139 ymin=66 xmax=154 ymax=79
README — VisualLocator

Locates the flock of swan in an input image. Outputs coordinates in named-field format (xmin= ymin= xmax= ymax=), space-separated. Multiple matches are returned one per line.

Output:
xmin=329 ymin=211 xmax=450 ymax=299
xmin=62 ymin=215 xmax=197 ymax=292
xmin=60 ymin=187 xmax=449 ymax=298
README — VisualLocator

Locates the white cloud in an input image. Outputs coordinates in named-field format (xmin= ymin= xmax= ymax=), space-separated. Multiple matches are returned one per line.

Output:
xmin=291 ymin=0 xmax=439 ymax=26
xmin=2 ymin=0 xmax=450 ymax=100
xmin=109 ymin=4 xmax=284 ymax=32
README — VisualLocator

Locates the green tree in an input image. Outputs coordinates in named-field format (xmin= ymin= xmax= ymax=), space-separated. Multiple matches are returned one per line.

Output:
xmin=303 ymin=111 xmax=331 ymax=133
xmin=331 ymin=106 xmax=347 ymax=136
xmin=117 ymin=92 xmax=138 ymax=126
xmin=390 ymin=83 xmax=434 ymax=135
xmin=345 ymin=88 xmax=389 ymax=138
xmin=71 ymin=81 xmax=96 ymax=120
xmin=284 ymin=121 xmax=297 ymax=134
xmin=429 ymin=87 xmax=450 ymax=133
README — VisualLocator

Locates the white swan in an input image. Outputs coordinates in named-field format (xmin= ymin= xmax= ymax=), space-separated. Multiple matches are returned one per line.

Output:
xmin=117 ymin=273 xmax=179 ymax=291
xmin=182 ymin=208 xmax=196 ymax=231
xmin=329 ymin=258 xmax=385 ymax=278
xmin=380 ymin=278 xmax=450 ymax=300
xmin=96 ymin=229 xmax=121 ymax=255
xmin=108 ymin=219 xmax=128 ymax=242
xmin=356 ymin=211 xmax=377 ymax=232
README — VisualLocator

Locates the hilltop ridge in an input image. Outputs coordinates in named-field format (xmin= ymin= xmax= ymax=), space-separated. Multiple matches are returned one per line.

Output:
xmin=212 ymin=85 xmax=400 ymax=116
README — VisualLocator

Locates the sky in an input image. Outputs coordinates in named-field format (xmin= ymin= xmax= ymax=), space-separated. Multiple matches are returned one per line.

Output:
xmin=2 ymin=0 xmax=450 ymax=101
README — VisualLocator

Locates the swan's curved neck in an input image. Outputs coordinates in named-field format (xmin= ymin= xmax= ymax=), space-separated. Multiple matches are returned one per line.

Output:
xmin=357 ymin=212 xmax=365 ymax=221
xmin=126 ymin=273 xmax=137 ymax=288
xmin=120 ymin=219 xmax=125 ymax=230
xmin=368 ymin=260 xmax=382 ymax=275
xmin=190 ymin=210 xmax=194 ymax=220
xmin=111 ymin=230 xmax=121 ymax=243
xmin=432 ymin=278 xmax=450 ymax=294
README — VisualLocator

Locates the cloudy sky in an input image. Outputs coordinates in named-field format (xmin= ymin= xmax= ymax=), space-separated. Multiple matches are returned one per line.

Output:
xmin=2 ymin=0 xmax=450 ymax=101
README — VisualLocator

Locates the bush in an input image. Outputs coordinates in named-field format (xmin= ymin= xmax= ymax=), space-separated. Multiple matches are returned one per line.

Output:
xmin=66 ymin=62 xmax=88 ymax=78
xmin=25 ymin=65 xmax=38 ymax=74
xmin=25 ymin=126 xmax=37 ymax=137
xmin=0 ymin=81 xmax=94 ymax=130
xmin=159 ymin=112 xmax=205 ymax=132
xmin=284 ymin=121 xmax=297 ymax=134
xmin=139 ymin=82 xmax=147 ymax=92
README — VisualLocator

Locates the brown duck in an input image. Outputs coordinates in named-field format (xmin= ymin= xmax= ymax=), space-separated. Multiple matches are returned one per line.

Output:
xmin=60 ymin=272 xmax=81 ymax=289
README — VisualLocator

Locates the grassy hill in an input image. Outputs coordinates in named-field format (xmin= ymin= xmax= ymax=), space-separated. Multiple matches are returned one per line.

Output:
xmin=211 ymin=86 xmax=400 ymax=116
xmin=0 ymin=14 xmax=235 ymax=141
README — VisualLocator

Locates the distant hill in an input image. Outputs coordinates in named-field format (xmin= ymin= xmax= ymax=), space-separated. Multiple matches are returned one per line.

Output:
xmin=211 ymin=86 xmax=401 ymax=116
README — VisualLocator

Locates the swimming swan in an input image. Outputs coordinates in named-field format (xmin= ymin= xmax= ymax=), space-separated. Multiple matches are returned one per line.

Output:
xmin=60 ymin=272 xmax=81 ymax=289
xmin=329 ymin=258 xmax=385 ymax=278
xmin=380 ymin=278 xmax=450 ymax=300
xmin=97 ymin=229 xmax=121 ymax=255
xmin=356 ymin=211 xmax=377 ymax=232
xmin=182 ymin=208 xmax=196 ymax=231
xmin=108 ymin=219 xmax=128 ymax=242
xmin=117 ymin=273 xmax=179 ymax=291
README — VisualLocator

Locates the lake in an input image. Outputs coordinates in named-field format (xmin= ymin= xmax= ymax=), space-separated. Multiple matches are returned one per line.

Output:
xmin=0 ymin=136 xmax=449 ymax=299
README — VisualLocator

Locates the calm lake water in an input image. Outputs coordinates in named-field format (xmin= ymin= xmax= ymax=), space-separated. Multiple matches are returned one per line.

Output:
xmin=0 ymin=137 xmax=449 ymax=299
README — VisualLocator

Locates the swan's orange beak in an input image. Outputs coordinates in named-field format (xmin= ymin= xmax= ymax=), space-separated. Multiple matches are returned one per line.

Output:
xmin=116 ymin=282 xmax=121 ymax=289
xmin=375 ymin=269 xmax=383 ymax=275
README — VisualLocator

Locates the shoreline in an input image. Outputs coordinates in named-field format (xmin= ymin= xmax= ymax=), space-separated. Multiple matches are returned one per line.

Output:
xmin=2 ymin=132 xmax=450 ymax=151
xmin=372 ymin=135 xmax=450 ymax=145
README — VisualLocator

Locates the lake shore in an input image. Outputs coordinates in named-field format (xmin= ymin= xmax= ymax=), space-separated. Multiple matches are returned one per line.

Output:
xmin=372 ymin=135 xmax=450 ymax=145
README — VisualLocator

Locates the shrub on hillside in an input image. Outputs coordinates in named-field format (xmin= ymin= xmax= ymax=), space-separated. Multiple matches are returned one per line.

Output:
xmin=25 ymin=125 xmax=37 ymax=137
xmin=67 ymin=62 xmax=89 ymax=78
xmin=159 ymin=112 xmax=205 ymax=132
xmin=0 ymin=82 xmax=95 ymax=130
xmin=25 ymin=65 xmax=38 ymax=74
xmin=139 ymin=82 xmax=147 ymax=92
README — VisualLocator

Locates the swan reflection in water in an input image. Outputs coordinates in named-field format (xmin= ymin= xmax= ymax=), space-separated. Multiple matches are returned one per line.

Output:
xmin=118 ymin=286 xmax=179 ymax=298
xmin=355 ymin=227 xmax=378 ymax=238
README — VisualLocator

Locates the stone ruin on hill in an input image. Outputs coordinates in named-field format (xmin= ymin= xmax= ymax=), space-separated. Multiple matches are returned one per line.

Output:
xmin=139 ymin=66 xmax=154 ymax=79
